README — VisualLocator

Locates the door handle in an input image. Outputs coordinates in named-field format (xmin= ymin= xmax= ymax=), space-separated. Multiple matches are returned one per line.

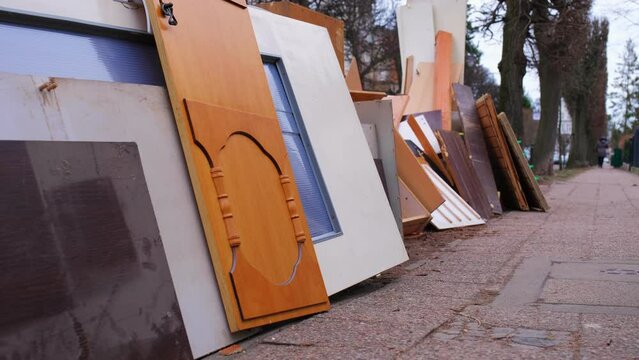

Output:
xmin=159 ymin=0 xmax=178 ymax=26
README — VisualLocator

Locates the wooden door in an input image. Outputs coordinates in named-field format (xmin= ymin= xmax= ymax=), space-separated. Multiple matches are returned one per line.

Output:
xmin=145 ymin=0 xmax=329 ymax=331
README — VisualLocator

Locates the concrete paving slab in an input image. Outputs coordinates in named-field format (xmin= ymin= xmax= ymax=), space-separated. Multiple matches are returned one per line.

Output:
xmin=540 ymin=278 xmax=639 ymax=307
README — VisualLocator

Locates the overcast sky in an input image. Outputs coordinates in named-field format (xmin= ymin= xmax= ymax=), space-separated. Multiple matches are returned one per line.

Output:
xmin=466 ymin=0 xmax=639 ymax=109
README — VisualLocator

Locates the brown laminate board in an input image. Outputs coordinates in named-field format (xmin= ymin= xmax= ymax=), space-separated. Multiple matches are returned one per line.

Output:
xmin=476 ymin=94 xmax=529 ymax=211
xmin=497 ymin=113 xmax=550 ymax=212
xmin=145 ymin=0 xmax=329 ymax=331
xmin=437 ymin=130 xmax=493 ymax=220
xmin=452 ymin=83 xmax=502 ymax=215
xmin=351 ymin=90 xmax=387 ymax=102
xmin=0 ymin=141 xmax=191 ymax=359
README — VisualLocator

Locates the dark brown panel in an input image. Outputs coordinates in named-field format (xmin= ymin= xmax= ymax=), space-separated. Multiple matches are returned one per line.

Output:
xmin=476 ymin=94 xmax=529 ymax=211
xmin=497 ymin=114 xmax=550 ymax=211
xmin=452 ymin=83 xmax=502 ymax=215
xmin=0 ymin=140 xmax=191 ymax=360
xmin=437 ymin=131 xmax=493 ymax=220
xmin=404 ymin=110 xmax=443 ymax=131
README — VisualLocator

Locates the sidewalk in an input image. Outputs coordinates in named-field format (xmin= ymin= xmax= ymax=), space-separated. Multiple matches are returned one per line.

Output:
xmin=213 ymin=168 xmax=639 ymax=359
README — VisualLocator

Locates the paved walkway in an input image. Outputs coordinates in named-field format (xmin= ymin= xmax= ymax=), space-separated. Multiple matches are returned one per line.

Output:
xmin=215 ymin=168 xmax=639 ymax=359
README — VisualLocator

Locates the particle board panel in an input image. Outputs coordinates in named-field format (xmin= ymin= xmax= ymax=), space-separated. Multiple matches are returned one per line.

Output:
xmin=437 ymin=130 xmax=493 ymax=220
xmin=355 ymin=100 xmax=403 ymax=235
xmin=386 ymin=94 xmax=411 ymax=128
xmin=251 ymin=8 xmax=408 ymax=295
xmin=345 ymin=58 xmax=363 ymax=91
xmin=404 ymin=62 xmax=435 ymax=116
xmin=431 ymin=0 xmax=467 ymax=80
xmin=422 ymin=164 xmax=485 ymax=230
xmin=394 ymin=129 xmax=445 ymax=212
xmin=476 ymin=94 xmax=529 ymax=211
xmin=361 ymin=123 xmax=380 ymax=159
xmin=145 ymin=0 xmax=329 ymax=331
xmin=0 ymin=140 xmax=191 ymax=359
xmin=399 ymin=179 xmax=431 ymax=235
xmin=257 ymin=0 xmax=345 ymax=70
xmin=396 ymin=0 xmax=435 ymax=90
xmin=351 ymin=90 xmax=387 ymax=102
xmin=498 ymin=113 xmax=550 ymax=212
xmin=453 ymin=83 xmax=502 ymax=215
xmin=0 ymin=73 xmax=252 ymax=356
xmin=407 ymin=115 xmax=453 ymax=185
xmin=434 ymin=31 xmax=453 ymax=131
xmin=403 ymin=55 xmax=415 ymax=94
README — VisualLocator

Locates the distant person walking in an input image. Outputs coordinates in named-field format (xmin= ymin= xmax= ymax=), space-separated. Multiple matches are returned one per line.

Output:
xmin=596 ymin=137 xmax=609 ymax=168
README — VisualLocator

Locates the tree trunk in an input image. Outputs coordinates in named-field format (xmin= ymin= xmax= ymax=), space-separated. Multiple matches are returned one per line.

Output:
xmin=498 ymin=0 xmax=530 ymax=138
xmin=532 ymin=56 xmax=561 ymax=175
xmin=567 ymin=95 xmax=590 ymax=167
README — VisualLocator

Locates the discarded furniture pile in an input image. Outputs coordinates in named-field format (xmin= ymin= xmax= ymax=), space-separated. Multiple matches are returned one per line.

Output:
xmin=0 ymin=0 xmax=548 ymax=358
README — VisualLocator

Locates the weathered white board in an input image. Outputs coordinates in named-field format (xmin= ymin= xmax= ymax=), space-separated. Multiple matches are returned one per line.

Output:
xmin=355 ymin=100 xmax=403 ymax=235
xmin=251 ymin=8 xmax=408 ymax=295
xmin=396 ymin=0 xmax=435 ymax=93
xmin=423 ymin=164 xmax=485 ymax=230
xmin=414 ymin=114 xmax=442 ymax=154
xmin=0 ymin=73 xmax=248 ymax=358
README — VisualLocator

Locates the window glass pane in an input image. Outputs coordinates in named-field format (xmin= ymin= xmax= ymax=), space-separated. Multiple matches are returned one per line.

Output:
xmin=0 ymin=22 xmax=164 ymax=86
xmin=263 ymin=62 xmax=336 ymax=239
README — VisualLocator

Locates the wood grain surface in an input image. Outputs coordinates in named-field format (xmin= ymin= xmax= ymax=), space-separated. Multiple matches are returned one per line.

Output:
xmin=437 ymin=130 xmax=493 ymax=220
xmin=434 ymin=31 xmax=453 ymax=130
xmin=453 ymin=83 xmax=502 ymax=215
xmin=146 ymin=0 xmax=329 ymax=331
xmin=476 ymin=94 xmax=529 ymax=211
xmin=497 ymin=113 xmax=550 ymax=212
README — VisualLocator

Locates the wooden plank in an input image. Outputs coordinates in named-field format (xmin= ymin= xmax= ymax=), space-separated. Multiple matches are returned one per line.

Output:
xmin=257 ymin=1 xmax=345 ymax=70
xmin=433 ymin=31 xmax=453 ymax=130
xmin=476 ymin=94 xmax=529 ymax=211
xmin=145 ymin=0 xmax=329 ymax=331
xmin=350 ymin=90 xmax=386 ymax=102
xmin=407 ymin=115 xmax=453 ymax=185
xmin=403 ymin=62 xmax=435 ymax=116
xmin=437 ymin=130 xmax=493 ymax=220
xmin=394 ymin=129 xmax=445 ymax=212
xmin=396 ymin=0 xmax=435 ymax=86
xmin=453 ymin=83 xmax=502 ymax=215
xmin=345 ymin=58 xmax=363 ymax=91
xmin=403 ymin=55 xmax=414 ymax=94
xmin=398 ymin=179 xmax=431 ymax=235
xmin=497 ymin=113 xmax=550 ymax=211
xmin=422 ymin=164 xmax=486 ymax=230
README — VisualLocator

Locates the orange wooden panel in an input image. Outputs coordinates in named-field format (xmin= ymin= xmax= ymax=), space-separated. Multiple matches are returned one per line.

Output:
xmin=497 ymin=113 xmax=550 ymax=211
xmin=403 ymin=55 xmax=414 ymax=94
xmin=258 ymin=1 xmax=345 ymax=71
xmin=475 ymin=94 xmax=529 ymax=211
xmin=406 ymin=115 xmax=454 ymax=185
xmin=145 ymin=0 xmax=329 ymax=331
xmin=433 ymin=31 xmax=453 ymax=130
xmin=404 ymin=62 xmax=435 ymax=116
xmin=385 ymin=95 xmax=410 ymax=128
xmin=345 ymin=58 xmax=363 ymax=91
xmin=350 ymin=90 xmax=386 ymax=102
xmin=394 ymin=129 xmax=445 ymax=212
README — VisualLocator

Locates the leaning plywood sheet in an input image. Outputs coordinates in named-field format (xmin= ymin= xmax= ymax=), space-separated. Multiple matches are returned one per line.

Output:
xmin=355 ymin=100 xmax=403 ymax=234
xmin=0 ymin=73 xmax=241 ymax=357
xmin=434 ymin=31 xmax=453 ymax=130
xmin=437 ymin=130 xmax=493 ymax=220
xmin=0 ymin=140 xmax=191 ymax=360
xmin=407 ymin=115 xmax=453 ymax=185
xmin=346 ymin=58 xmax=363 ymax=91
xmin=423 ymin=165 xmax=485 ymax=230
xmin=453 ymin=83 xmax=502 ymax=215
xmin=386 ymin=95 xmax=411 ymax=128
xmin=394 ymin=129 xmax=445 ymax=212
xmin=476 ymin=94 xmax=529 ymax=211
xmin=404 ymin=62 xmax=435 ymax=116
xmin=403 ymin=55 xmax=415 ymax=93
xmin=258 ymin=0 xmax=345 ymax=70
xmin=498 ymin=113 xmax=550 ymax=211
xmin=252 ymin=8 xmax=408 ymax=295
xmin=431 ymin=0 xmax=467 ymax=80
xmin=396 ymin=0 xmax=435 ymax=93
xmin=146 ymin=0 xmax=329 ymax=331
xmin=399 ymin=179 xmax=431 ymax=235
